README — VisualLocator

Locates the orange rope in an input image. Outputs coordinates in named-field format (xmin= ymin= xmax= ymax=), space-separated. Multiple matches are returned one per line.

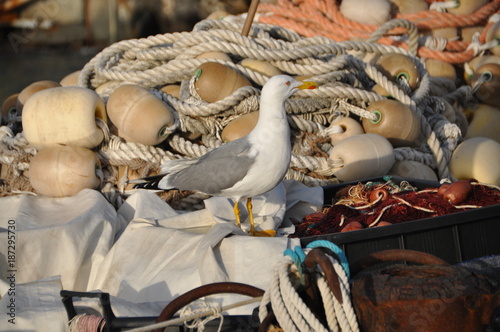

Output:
xmin=258 ymin=0 xmax=500 ymax=63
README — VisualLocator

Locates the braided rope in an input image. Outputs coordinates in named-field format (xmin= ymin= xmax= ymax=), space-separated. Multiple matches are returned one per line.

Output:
xmin=259 ymin=246 xmax=360 ymax=332
xmin=258 ymin=0 xmax=500 ymax=64
xmin=1 ymin=18 xmax=469 ymax=206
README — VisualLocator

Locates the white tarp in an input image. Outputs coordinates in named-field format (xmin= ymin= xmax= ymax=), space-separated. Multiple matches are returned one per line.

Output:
xmin=0 ymin=180 xmax=322 ymax=331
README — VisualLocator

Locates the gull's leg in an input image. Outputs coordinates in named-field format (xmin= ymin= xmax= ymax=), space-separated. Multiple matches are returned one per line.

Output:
xmin=234 ymin=200 xmax=242 ymax=228
xmin=246 ymin=197 xmax=255 ymax=235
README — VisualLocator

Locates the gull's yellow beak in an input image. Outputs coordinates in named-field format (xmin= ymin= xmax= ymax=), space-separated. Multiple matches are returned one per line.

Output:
xmin=298 ymin=81 xmax=318 ymax=90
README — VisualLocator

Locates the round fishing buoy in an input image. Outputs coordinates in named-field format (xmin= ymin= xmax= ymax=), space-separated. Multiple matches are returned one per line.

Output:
xmin=95 ymin=81 xmax=122 ymax=96
xmin=470 ymin=63 xmax=500 ymax=107
xmin=441 ymin=99 xmax=468 ymax=137
xmin=461 ymin=26 xmax=484 ymax=43
xmin=485 ymin=20 xmax=500 ymax=56
xmin=376 ymin=53 xmax=420 ymax=90
xmin=449 ymin=137 xmax=500 ymax=186
xmin=240 ymin=59 xmax=282 ymax=77
xmin=329 ymin=133 xmax=395 ymax=182
xmin=388 ymin=160 xmax=438 ymax=181
xmin=446 ymin=0 xmax=488 ymax=15
xmin=431 ymin=27 xmax=459 ymax=41
xmin=339 ymin=0 xmax=391 ymax=25
xmin=29 ymin=146 xmax=102 ymax=197
xmin=465 ymin=104 xmax=500 ymax=143
xmin=16 ymin=80 xmax=61 ymax=113
xmin=391 ymin=0 xmax=428 ymax=14
xmin=195 ymin=51 xmax=232 ymax=62
xmin=107 ymin=84 xmax=175 ymax=146
xmin=160 ymin=84 xmax=181 ymax=99
xmin=362 ymin=99 xmax=422 ymax=147
xmin=221 ymin=111 xmax=259 ymax=142
xmin=22 ymin=86 xmax=107 ymax=150
xmin=371 ymin=84 xmax=391 ymax=98
xmin=328 ymin=116 xmax=364 ymax=145
xmin=464 ymin=55 xmax=500 ymax=84
xmin=194 ymin=62 xmax=252 ymax=103
xmin=60 ymin=70 xmax=81 ymax=86
xmin=1 ymin=93 xmax=19 ymax=124
xmin=425 ymin=59 xmax=457 ymax=82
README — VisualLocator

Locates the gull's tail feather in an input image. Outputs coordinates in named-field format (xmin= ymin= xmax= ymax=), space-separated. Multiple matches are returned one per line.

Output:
xmin=130 ymin=174 xmax=167 ymax=190
xmin=160 ymin=158 xmax=198 ymax=174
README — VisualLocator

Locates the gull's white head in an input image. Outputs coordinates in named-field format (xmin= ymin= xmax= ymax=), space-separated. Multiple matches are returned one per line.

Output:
xmin=261 ymin=75 xmax=318 ymax=101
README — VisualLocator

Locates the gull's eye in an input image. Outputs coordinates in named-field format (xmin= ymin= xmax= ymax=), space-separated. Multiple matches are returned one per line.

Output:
xmin=285 ymin=81 xmax=291 ymax=86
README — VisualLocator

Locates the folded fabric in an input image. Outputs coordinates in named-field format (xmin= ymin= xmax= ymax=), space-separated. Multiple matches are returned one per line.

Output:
xmin=0 ymin=189 xmax=120 ymax=292
xmin=0 ymin=276 xmax=68 ymax=332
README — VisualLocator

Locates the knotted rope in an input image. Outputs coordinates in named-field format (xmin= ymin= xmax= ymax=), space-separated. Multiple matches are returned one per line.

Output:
xmin=0 ymin=18 xmax=470 ymax=208
xmin=258 ymin=0 xmax=500 ymax=64
xmin=259 ymin=241 xmax=359 ymax=331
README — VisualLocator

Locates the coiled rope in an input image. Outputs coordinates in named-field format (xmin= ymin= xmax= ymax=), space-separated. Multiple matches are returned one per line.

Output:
xmin=259 ymin=241 xmax=359 ymax=331
xmin=258 ymin=0 xmax=500 ymax=64
xmin=1 ymin=18 xmax=470 ymax=207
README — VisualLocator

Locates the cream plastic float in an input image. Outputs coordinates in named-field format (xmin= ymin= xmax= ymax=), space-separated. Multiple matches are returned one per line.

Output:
xmin=465 ymin=104 xmax=500 ymax=143
xmin=328 ymin=116 xmax=365 ymax=145
xmin=95 ymin=81 xmax=122 ymax=96
xmin=447 ymin=0 xmax=488 ymax=15
xmin=371 ymin=84 xmax=391 ymax=98
xmin=470 ymin=63 xmax=500 ymax=107
xmin=464 ymin=55 xmax=500 ymax=84
xmin=16 ymin=80 xmax=61 ymax=113
xmin=22 ymin=86 xmax=107 ymax=150
xmin=425 ymin=59 xmax=457 ymax=82
xmin=107 ymin=84 xmax=175 ymax=146
xmin=486 ymin=20 xmax=500 ymax=56
xmin=389 ymin=160 xmax=438 ymax=181
xmin=221 ymin=111 xmax=259 ymax=142
xmin=441 ymin=98 xmax=468 ymax=137
xmin=194 ymin=62 xmax=252 ymax=103
xmin=449 ymin=137 xmax=500 ymax=186
xmin=329 ymin=133 xmax=395 ymax=182
xmin=431 ymin=27 xmax=459 ymax=41
xmin=240 ymin=59 xmax=282 ymax=77
xmin=461 ymin=26 xmax=484 ymax=43
xmin=339 ymin=0 xmax=391 ymax=25
xmin=391 ymin=0 xmax=428 ymax=14
xmin=376 ymin=53 xmax=420 ymax=90
xmin=29 ymin=146 xmax=102 ymax=197
xmin=160 ymin=84 xmax=181 ymax=99
xmin=195 ymin=51 xmax=232 ymax=62
xmin=362 ymin=99 xmax=422 ymax=147
xmin=60 ymin=70 xmax=81 ymax=86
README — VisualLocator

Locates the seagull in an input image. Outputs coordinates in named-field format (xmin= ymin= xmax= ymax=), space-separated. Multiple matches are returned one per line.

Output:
xmin=132 ymin=75 xmax=317 ymax=236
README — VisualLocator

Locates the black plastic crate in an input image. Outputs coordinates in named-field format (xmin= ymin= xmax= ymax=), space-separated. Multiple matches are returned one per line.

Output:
xmin=300 ymin=177 xmax=500 ymax=264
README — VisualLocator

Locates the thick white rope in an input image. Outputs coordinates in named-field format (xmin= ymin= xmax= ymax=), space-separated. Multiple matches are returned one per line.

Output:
xmin=259 ymin=254 xmax=360 ymax=332
xmin=1 ymin=18 xmax=470 ymax=202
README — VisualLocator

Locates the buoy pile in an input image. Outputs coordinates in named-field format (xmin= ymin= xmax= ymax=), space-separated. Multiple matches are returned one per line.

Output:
xmin=258 ymin=0 xmax=500 ymax=64
xmin=0 ymin=16 xmax=498 ymax=208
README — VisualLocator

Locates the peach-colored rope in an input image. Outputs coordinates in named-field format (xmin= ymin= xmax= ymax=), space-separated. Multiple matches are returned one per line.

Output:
xmin=258 ymin=0 xmax=500 ymax=63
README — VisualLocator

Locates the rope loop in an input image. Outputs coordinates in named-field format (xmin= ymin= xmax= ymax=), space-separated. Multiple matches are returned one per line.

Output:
xmin=0 ymin=16 xmax=469 ymax=204
xmin=260 ymin=241 xmax=359 ymax=331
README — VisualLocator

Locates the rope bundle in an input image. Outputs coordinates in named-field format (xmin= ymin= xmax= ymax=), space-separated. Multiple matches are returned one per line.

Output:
xmin=258 ymin=0 xmax=500 ymax=64
xmin=259 ymin=241 xmax=360 ymax=331
xmin=0 ymin=17 xmax=472 ymax=207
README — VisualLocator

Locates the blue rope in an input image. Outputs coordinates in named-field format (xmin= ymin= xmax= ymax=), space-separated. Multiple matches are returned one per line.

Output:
xmin=283 ymin=246 xmax=306 ymax=283
xmin=306 ymin=240 xmax=350 ymax=279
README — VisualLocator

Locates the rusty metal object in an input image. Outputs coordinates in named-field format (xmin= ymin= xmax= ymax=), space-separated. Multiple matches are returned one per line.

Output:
xmin=350 ymin=249 xmax=500 ymax=332
xmin=155 ymin=282 xmax=264 ymax=332
xmin=303 ymin=248 xmax=343 ymax=304
xmin=350 ymin=248 xmax=450 ymax=276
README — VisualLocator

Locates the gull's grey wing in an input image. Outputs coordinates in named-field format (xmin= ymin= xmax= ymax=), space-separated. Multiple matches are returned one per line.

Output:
xmin=167 ymin=138 xmax=256 ymax=195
